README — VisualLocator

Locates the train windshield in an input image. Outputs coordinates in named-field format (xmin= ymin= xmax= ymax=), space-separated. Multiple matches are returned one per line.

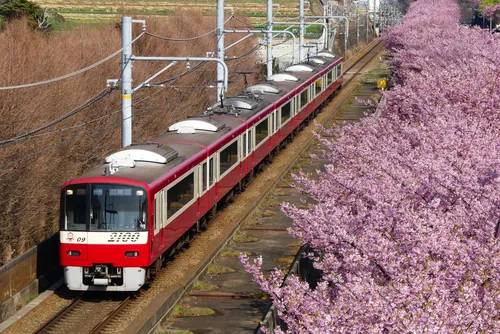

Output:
xmin=63 ymin=184 xmax=147 ymax=232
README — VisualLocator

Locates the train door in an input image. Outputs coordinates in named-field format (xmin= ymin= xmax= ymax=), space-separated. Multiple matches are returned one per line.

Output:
xmin=198 ymin=162 xmax=208 ymax=216
xmin=240 ymin=132 xmax=247 ymax=175
xmin=153 ymin=191 xmax=164 ymax=257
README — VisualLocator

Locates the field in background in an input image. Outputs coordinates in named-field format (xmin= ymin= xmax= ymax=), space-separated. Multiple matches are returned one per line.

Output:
xmin=33 ymin=0 xmax=325 ymax=26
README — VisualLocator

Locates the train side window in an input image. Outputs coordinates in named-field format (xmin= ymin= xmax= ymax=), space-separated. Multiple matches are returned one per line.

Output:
xmin=167 ymin=173 xmax=195 ymax=219
xmin=242 ymin=132 xmax=247 ymax=158
xmin=202 ymin=162 xmax=207 ymax=191
xmin=300 ymin=89 xmax=308 ymax=109
xmin=248 ymin=129 xmax=253 ymax=153
xmin=315 ymin=78 xmax=323 ymax=95
xmin=337 ymin=64 xmax=342 ymax=78
xmin=281 ymin=102 xmax=291 ymax=124
xmin=219 ymin=140 xmax=238 ymax=176
xmin=328 ymin=70 xmax=334 ymax=85
xmin=255 ymin=118 xmax=269 ymax=146
xmin=209 ymin=157 xmax=215 ymax=186
xmin=270 ymin=112 xmax=275 ymax=134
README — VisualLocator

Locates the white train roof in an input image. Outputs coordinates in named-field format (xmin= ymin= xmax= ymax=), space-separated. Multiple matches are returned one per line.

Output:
xmin=245 ymin=83 xmax=282 ymax=95
xmin=105 ymin=144 xmax=178 ymax=164
xmin=267 ymin=73 xmax=299 ymax=82
xmin=285 ymin=64 xmax=314 ymax=72
xmin=169 ymin=118 xmax=225 ymax=133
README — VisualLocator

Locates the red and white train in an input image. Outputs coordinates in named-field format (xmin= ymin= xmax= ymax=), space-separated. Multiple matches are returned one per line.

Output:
xmin=60 ymin=51 xmax=343 ymax=291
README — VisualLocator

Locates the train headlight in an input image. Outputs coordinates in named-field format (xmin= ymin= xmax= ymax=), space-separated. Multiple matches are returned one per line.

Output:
xmin=67 ymin=250 xmax=81 ymax=256
xmin=125 ymin=251 xmax=139 ymax=257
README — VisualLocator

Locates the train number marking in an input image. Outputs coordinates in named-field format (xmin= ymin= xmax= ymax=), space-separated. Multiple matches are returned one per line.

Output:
xmin=108 ymin=232 xmax=141 ymax=243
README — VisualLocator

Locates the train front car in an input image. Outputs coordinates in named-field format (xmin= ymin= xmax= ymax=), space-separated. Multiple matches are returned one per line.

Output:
xmin=60 ymin=179 xmax=150 ymax=291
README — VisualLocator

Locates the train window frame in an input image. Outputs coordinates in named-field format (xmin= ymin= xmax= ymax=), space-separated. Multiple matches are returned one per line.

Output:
xmin=218 ymin=138 xmax=239 ymax=178
xmin=271 ymin=110 xmax=278 ymax=134
xmin=200 ymin=162 xmax=208 ymax=193
xmin=208 ymin=155 xmax=216 ymax=187
xmin=315 ymin=78 xmax=323 ymax=96
xmin=328 ymin=69 xmax=335 ymax=84
xmin=248 ymin=129 xmax=253 ymax=154
xmin=336 ymin=64 xmax=342 ymax=78
xmin=165 ymin=170 xmax=197 ymax=223
xmin=280 ymin=101 xmax=291 ymax=126
xmin=242 ymin=132 xmax=248 ymax=159
xmin=255 ymin=117 xmax=269 ymax=149
xmin=300 ymin=88 xmax=309 ymax=110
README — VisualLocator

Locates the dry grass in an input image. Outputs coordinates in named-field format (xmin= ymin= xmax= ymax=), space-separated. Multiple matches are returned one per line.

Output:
xmin=0 ymin=12 xmax=259 ymax=265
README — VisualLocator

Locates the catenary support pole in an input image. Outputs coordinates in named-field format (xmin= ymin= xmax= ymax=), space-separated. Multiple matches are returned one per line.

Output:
xmin=299 ymin=0 xmax=305 ymax=61
xmin=216 ymin=0 xmax=225 ymax=102
xmin=266 ymin=0 xmax=273 ymax=78
xmin=121 ymin=16 xmax=133 ymax=148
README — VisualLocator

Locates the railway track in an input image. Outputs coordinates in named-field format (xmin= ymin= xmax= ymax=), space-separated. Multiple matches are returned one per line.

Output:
xmin=35 ymin=293 xmax=131 ymax=334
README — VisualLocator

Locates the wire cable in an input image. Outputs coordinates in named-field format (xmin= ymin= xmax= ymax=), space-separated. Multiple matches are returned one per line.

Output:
xmin=0 ymin=32 xmax=145 ymax=91
xmin=145 ymin=16 xmax=231 ymax=42
xmin=0 ymin=87 xmax=114 ymax=147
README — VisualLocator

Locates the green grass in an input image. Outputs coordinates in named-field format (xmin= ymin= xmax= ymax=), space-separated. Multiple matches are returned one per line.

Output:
xmin=221 ymin=249 xmax=252 ymax=257
xmin=192 ymin=281 xmax=218 ymax=291
xmin=172 ymin=304 xmax=216 ymax=317
xmin=233 ymin=232 xmax=259 ymax=243
xmin=361 ymin=67 xmax=391 ymax=85
xmin=207 ymin=264 xmax=237 ymax=274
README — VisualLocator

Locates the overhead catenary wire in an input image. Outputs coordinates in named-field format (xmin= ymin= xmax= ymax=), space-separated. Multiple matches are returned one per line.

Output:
xmin=0 ymin=32 xmax=145 ymax=91
xmin=0 ymin=87 xmax=115 ymax=147
xmin=145 ymin=16 xmax=232 ymax=42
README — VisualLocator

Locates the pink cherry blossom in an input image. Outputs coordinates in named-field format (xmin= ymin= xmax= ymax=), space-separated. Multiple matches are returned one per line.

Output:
xmin=242 ymin=0 xmax=500 ymax=332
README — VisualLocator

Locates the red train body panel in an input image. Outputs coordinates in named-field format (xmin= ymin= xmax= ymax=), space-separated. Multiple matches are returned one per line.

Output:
xmin=60 ymin=53 xmax=344 ymax=291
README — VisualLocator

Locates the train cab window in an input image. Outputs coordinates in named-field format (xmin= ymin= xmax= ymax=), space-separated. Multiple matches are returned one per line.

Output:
xmin=315 ymin=79 xmax=323 ymax=95
xmin=63 ymin=186 xmax=87 ymax=231
xmin=209 ymin=157 xmax=215 ymax=186
xmin=86 ymin=185 xmax=147 ymax=232
xmin=202 ymin=162 xmax=207 ymax=191
xmin=300 ymin=89 xmax=308 ymax=109
xmin=336 ymin=64 xmax=342 ymax=78
xmin=281 ymin=102 xmax=291 ymax=124
xmin=219 ymin=140 xmax=239 ymax=175
xmin=167 ymin=173 xmax=195 ymax=218
xmin=328 ymin=70 xmax=334 ymax=85
xmin=255 ymin=118 xmax=269 ymax=146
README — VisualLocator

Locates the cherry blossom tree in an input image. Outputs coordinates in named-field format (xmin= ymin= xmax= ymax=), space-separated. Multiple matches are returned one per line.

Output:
xmin=242 ymin=0 xmax=500 ymax=332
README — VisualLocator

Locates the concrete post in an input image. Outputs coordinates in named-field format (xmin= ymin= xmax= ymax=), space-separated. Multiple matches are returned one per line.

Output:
xmin=121 ymin=16 xmax=133 ymax=148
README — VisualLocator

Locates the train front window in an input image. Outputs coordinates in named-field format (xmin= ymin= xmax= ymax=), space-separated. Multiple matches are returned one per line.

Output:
xmin=63 ymin=184 xmax=147 ymax=232
xmin=64 ymin=186 xmax=87 ymax=231
xmin=90 ymin=185 xmax=147 ymax=232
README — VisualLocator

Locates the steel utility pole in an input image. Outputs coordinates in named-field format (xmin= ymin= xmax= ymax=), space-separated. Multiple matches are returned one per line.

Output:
xmin=299 ymin=0 xmax=305 ymax=61
xmin=118 ymin=17 xmax=228 ymax=148
xmin=266 ymin=0 xmax=273 ymax=78
xmin=121 ymin=17 xmax=133 ymax=148
xmin=216 ymin=0 xmax=225 ymax=102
